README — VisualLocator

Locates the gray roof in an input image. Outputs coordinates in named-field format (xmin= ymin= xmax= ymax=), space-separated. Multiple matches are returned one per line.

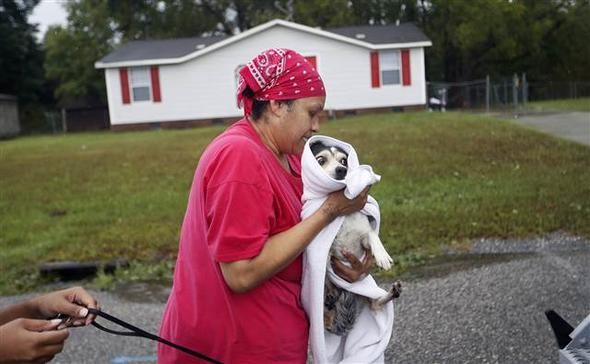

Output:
xmin=326 ymin=23 xmax=431 ymax=44
xmin=97 ymin=21 xmax=430 ymax=65
xmin=98 ymin=34 xmax=229 ymax=63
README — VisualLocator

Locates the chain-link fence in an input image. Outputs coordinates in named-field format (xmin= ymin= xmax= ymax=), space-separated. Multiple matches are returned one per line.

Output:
xmin=427 ymin=75 xmax=590 ymax=112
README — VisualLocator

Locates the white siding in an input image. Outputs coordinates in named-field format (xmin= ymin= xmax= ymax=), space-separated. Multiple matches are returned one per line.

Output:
xmin=105 ymin=25 xmax=428 ymax=125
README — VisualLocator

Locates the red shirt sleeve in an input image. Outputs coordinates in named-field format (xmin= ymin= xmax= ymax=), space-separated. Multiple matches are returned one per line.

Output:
xmin=203 ymin=138 xmax=276 ymax=262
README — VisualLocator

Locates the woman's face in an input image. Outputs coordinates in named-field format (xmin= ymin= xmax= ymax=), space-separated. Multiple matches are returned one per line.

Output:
xmin=273 ymin=96 xmax=326 ymax=155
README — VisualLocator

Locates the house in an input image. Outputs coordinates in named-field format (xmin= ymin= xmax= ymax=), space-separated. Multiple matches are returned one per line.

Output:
xmin=95 ymin=19 xmax=432 ymax=130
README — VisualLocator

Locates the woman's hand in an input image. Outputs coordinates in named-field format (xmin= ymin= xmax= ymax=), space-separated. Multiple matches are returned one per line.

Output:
xmin=0 ymin=318 xmax=68 ymax=363
xmin=28 ymin=286 xmax=99 ymax=326
xmin=331 ymin=248 xmax=374 ymax=283
xmin=320 ymin=186 xmax=370 ymax=222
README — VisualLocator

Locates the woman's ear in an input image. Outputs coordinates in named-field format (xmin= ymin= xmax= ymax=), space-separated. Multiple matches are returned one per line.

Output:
xmin=268 ymin=100 xmax=290 ymax=117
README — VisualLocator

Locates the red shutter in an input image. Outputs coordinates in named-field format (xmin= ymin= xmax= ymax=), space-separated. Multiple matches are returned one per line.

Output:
xmin=150 ymin=66 xmax=161 ymax=102
xmin=401 ymin=49 xmax=411 ymax=86
xmin=370 ymin=52 xmax=380 ymax=88
xmin=119 ymin=68 xmax=130 ymax=104
xmin=305 ymin=56 xmax=317 ymax=70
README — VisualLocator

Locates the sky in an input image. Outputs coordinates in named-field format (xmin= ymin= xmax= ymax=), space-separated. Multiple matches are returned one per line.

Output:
xmin=29 ymin=0 xmax=68 ymax=40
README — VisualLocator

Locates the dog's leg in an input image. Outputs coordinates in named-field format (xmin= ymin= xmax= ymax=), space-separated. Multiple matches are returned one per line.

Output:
xmin=370 ymin=281 xmax=402 ymax=310
xmin=324 ymin=279 xmax=340 ymax=332
xmin=330 ymin=289 xmax=362 ymax=336
xmin=366 ymin=231 xmax=393 ymax=270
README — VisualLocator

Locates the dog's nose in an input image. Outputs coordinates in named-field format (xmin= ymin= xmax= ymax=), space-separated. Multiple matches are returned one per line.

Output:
xmin=335 ymin=167 xmax=347 ymax=180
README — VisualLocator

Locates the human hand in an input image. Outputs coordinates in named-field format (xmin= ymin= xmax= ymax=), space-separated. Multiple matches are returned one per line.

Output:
xmin=28 ymin=286 xmax=98 ymax=326
xmin=320 ymin=186 xmax=370 ymax=221
xmin=331 ymin=248 xmax=374 ymax=283
xmin=0 ymin=318 xmax=68 ymax=363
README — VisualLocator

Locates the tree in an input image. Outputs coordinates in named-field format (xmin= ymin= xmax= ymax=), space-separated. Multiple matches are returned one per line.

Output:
xmin=199 ymin=0 xmax=281 ymax=35
xmin=293 ymin=0 xmax=355 ymax=28
xmin=349 ymin=0 xmax=420 ymax=25
xmin=525 ymin=0 xmax=590 ymax=82
xmin=421 ymin=0 xmax=590 ymax=82
xmin=44 ymin=0 xmax=114 ymax=105
xmin=149 ymin=0 xmax=219 ymax=39
xmin=0 ymin=0 xmax=50 ymax=129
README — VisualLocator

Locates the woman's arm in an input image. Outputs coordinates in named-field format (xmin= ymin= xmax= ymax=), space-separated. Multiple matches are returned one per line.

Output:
xmin=220 ymin=188 xmax=369 ymax=293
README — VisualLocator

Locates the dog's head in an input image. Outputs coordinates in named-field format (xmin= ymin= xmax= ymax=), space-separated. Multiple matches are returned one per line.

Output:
xmin=310 ymin=141 xmax=349 ymax=180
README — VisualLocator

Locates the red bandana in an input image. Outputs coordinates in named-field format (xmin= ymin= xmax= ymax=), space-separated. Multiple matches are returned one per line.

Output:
xmin=237 ymin=48 xmax=326 ymax=116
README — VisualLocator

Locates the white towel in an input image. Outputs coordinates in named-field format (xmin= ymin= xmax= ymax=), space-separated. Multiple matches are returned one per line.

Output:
xmin=300 ymin=135 xmax=394 ymax=364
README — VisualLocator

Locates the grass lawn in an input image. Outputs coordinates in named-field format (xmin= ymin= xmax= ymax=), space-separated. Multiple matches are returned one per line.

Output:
xmin=1 ymin=111 xmax=589 ymax=294
xmin=527 ymin=97 xmax=590 ymax=112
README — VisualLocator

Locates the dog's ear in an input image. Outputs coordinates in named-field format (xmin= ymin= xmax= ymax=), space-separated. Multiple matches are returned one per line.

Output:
xmin=309 ymin=140 xmax=327 ymax=156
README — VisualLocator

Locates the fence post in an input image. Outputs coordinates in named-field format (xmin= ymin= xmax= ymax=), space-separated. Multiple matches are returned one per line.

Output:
xmin=522 ymin=73 xmax=528 ymax=107
xmin=486 ymin=75 xmax=490 ymax=113
xmin=512 ymin=73 xmax=519 ymax=110
xmin=61 ymin=108 xmax=67 ymax=133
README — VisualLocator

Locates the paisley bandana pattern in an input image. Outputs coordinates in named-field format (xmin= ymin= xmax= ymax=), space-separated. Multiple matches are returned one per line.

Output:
xmin=237 ymin=48 xmax=326 ymax=116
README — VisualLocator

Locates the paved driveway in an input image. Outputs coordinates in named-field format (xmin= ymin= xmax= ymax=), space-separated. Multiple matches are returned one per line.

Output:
xmin=1 ymin=234 xmax=588 ymax=363
xmin=510 ymin=111 xmax=590 ymax=146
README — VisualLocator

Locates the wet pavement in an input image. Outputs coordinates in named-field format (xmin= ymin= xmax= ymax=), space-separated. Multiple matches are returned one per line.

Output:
xmin=1 ymin=233 xmax=588 ymax=363
xmin=508 ymin=111 xmax=590 ymax=146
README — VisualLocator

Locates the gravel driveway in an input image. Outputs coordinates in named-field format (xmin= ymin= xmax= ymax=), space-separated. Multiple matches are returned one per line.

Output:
xmin=2 ymin=233 xmax=588 ymax=363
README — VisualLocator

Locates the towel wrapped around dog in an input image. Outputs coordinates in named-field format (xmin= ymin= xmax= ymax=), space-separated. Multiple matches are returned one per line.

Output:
xmin=300 ymin=135 xmax=394 ymax=363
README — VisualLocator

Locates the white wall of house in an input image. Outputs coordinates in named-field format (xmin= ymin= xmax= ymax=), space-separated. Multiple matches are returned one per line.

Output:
xmin=104 ymin=25 xmax=428 ymax=126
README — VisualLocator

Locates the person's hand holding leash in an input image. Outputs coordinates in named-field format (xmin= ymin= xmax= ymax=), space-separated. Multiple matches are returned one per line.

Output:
xmin=30 ymin=286 xmax=99 ymax=327
xmin=0 ymin=286 xmax=98 ymax=363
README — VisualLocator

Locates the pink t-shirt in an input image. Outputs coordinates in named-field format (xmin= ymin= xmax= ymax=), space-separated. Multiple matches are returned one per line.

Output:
xmin=158 ymin=118 xmax=308 ymax=363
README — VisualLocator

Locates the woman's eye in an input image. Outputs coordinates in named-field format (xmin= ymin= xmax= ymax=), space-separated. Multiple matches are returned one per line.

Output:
xmin=316 ymin=157 xmax=325 ymax=166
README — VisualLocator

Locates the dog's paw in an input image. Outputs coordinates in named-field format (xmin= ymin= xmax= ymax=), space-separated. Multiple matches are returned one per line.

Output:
xmin=390 ymin=281 xmax=402 ymax=299
xmin=373 ymin=247 xmax=394 ymax=270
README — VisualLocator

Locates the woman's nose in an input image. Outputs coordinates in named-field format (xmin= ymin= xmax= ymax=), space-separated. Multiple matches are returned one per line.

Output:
xmin=311 ymin=116 xmax=320 ymax=132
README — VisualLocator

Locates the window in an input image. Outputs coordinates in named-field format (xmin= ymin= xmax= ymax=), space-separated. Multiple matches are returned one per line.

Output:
xmin=130 ymin=67 xmax=151 ymax=101
xmin=119 ymin=66 xmax=161 ymax=104
xmin=379 ymin=50 xmax=400 ymax=85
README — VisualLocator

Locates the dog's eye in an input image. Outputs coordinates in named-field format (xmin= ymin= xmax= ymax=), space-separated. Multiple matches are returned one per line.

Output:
xmin=340 ymin=158 xmax=347 ymax=166
xmin=316 ymin=156 xmax=325 ymax=166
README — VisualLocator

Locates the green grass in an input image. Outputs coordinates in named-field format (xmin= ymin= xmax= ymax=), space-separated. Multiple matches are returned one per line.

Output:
xmin=528 ymin=97 xmax=590 ymax=112
xmin=1 ymin=112 xmax=589 ymax=294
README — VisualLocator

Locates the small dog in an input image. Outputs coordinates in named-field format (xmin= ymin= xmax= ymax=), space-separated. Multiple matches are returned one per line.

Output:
xmin=310 ymin=140 xmax=402 ymax=336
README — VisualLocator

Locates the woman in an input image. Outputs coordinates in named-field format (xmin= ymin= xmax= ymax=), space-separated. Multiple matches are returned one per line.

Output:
xmin=0 ymin=286 xmax=98 ymax=363
xmin=158 ymin=48 xmax=371 ymax=363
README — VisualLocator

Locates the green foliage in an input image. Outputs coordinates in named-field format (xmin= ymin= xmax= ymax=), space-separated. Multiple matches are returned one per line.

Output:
xmin=423 ymin=0 xmax=590 ymax=82
xmin=1 ymin=112 xmax=589 ymax=294
xmin=108 ymin=0 xmax=219 ymax=40
xmin=38 ymin=0 xmax=590 ymax=107
xmin=93 ymin=261 xmax=174 ymax=290
xmin=293 ymin=0 xmax=355 ymax=28
xmin=0 ymin=0 xmax=54 ymax=129
xmin=349 ymin=0 xmax=419 ymax=25
xmin=43 ymin=0 xmax=114 ymax=105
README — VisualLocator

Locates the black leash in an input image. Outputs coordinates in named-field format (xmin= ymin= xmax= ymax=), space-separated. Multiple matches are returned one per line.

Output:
xmin=86 ymin=308 xmax=222 ymax=364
